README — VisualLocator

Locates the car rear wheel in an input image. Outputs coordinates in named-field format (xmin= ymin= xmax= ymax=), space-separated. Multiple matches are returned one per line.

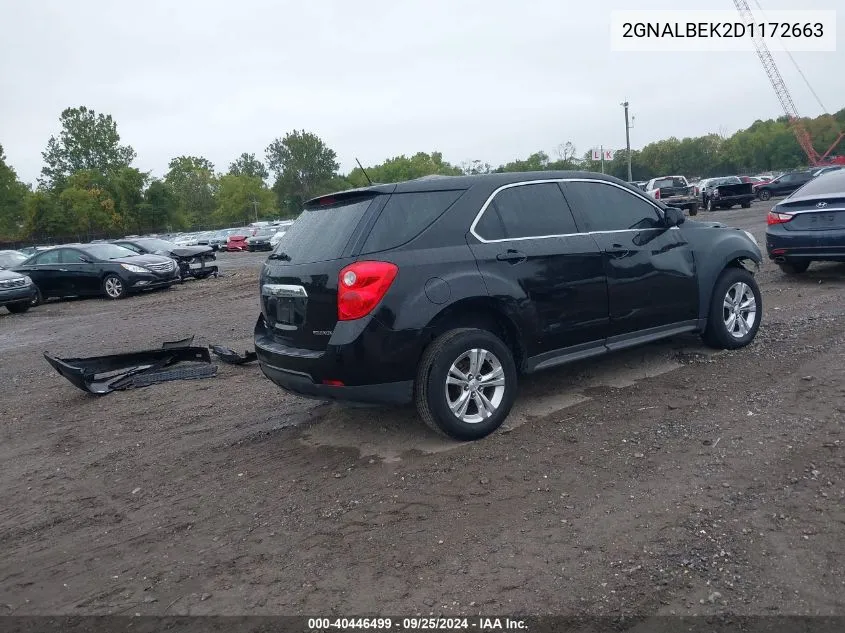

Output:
xmin=758 ymin=190 xmax=771 ymax=201
xmin=778 ymin=260 xmax=810 ymax=274
xmin=6 ymin=302 xmax=30 ymax=314
xmin=703 ymin=268 xmax=761 ymax=350
xmin=415 ymin=328 xmax=517 ymax=441
xmin=102 ymin=274 xmax=127 ymax=300
xmin=705 ymin=198 xmax=714 ymax=212
xmin=688 ymin=204 xmax=698 ymax=216
xmin=31 ymin=286 xmax=43 ymax=306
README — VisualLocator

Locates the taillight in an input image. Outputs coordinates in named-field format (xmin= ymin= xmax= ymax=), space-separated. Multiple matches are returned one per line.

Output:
xmin=337 ymin=261 xmax=398 ymax=321
xmin=767 ymin=210 xmax=794 ymax=225
xmin=654 ymin=189 xmax=660 ymax=199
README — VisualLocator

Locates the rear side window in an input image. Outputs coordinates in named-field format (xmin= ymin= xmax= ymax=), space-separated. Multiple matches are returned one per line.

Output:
xmin=33 ymin=250 xmax=60 ymax=265
xmin=787 ymin=170 xmax=845 ymax=197
xmin=474 ymin=182 xmax=579 ymax=240
xmin=653 ymin=177 xmax=686 ymax=188
xmin=361 ymin=190 xmax=463 ymax=254
xmin=562 ymin=181 xmax=661 ymax=232
xmin=272 ymin=196 xmax=374 ymax=264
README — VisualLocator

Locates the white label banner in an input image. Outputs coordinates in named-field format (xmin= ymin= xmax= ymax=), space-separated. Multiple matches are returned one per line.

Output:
xmin=610 ymin=10 xmax=837 ymax=52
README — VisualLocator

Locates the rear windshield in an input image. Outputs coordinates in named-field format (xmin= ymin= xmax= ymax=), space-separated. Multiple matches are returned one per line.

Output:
xmin=271 ymin=196 xmax=374 ymax=263
xmin=361 ymin=190 xmax=464 ymax=254
xmin=654 ymin=177 xmax=687 ymax=188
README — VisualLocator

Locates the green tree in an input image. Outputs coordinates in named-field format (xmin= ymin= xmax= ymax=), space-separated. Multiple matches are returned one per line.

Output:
xmin=347 ymin=151 xmax=462 ymax=187
xmin=265 ymin=130 xmax=339 ymax=212
xmin=164 ymin=156 xmax=217 ymax=226
xmin=138 ymin=180 xmax=183 ymax=233
xmin=56 ymin=170 xmax=119 ymax=238
xmin=108 ymin=167 xmax=149 ymax=233
xmin=228 ymin=152 xmax=269 ymax=181
xmin=0 ymin=144 xmax=30 ymax=239
xmin=40 ymin=106 xmax=136 ymax=190
xmin=494 ymin=151 xmax=550 ymax=173
xmin=23 ymin=191 xmax=66 ymax=240
xmin=215 ymin=174 xmax=277 ymax=225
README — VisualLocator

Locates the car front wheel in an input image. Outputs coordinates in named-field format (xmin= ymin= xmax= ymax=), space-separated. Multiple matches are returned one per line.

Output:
xmin=758 ymin=190 xmax=772 ymax=201
xmin=703 ymin=267 xmax=762 ymax=350
xmin=102 ymin=274 xmax=128 ymax=299
xmin=415 ymin=328 xmax=518 ymax=441
xmin=6 ymin=302 xmax=30 ymax=314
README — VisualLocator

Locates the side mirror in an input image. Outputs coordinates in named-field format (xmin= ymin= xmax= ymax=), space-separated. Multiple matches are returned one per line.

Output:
xmin=664 ymin=206 xmax=685 ymax=227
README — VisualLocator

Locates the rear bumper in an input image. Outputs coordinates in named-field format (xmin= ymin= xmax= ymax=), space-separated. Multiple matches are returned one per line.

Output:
xmin=0 ymin=285 xmax=37 ymax=306
xmin=254 ymin=314 xmax=423 ymax=405
xmin=766 ymin=227 xmax=845 ymax=261
xmin=662 ymin=197 xmax=698 ymax=207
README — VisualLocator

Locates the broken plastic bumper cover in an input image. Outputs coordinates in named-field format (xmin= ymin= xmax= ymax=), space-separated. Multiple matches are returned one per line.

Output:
xmin=44 ymin=336 xmax=217 ymax=395
xmin=209 ymin=344 xmax=257 ymax=365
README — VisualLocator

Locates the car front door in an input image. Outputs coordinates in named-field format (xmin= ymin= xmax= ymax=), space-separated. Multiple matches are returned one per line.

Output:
xmin=772 ymin=174 xmax=795 ymax=196
xmin=560 ymin=180 xmax=699 ymax=343
xmin=468 ymin=181 xmax=608 ymax=359
xmin=59 ymin=248 xmax=101 ymax=295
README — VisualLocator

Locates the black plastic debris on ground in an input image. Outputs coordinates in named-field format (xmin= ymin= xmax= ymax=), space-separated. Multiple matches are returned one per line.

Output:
xmin=209 ymin=344 xmax=257 ymax=365
xmin=44 ymin=336 xmax=217 ymax=395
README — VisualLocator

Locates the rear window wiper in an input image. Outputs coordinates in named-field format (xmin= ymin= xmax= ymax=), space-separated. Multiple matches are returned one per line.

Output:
xmin=268 ymin=252 xmax=291 ymax=261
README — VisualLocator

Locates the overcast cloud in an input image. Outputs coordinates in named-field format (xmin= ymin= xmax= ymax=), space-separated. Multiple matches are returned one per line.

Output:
xmin=1 ymin=0 xmax=843 ymax=185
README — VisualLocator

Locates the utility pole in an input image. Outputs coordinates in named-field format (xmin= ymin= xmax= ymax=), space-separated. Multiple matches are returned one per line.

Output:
xmin=622 ymin=100 xmax=632 ymax=182
xmin=600 ymin=145 xmax=605 ymax=174
xmin=251 ymin=195 xmax=259 ymax=222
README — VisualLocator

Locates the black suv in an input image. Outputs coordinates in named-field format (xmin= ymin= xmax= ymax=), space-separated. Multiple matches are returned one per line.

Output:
xmin=255 ymin=172 xmax=763 ymax=440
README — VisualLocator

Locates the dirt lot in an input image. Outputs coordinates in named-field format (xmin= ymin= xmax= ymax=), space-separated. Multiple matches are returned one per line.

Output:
xmin=1 ymin=203 xmax=843 ymax=617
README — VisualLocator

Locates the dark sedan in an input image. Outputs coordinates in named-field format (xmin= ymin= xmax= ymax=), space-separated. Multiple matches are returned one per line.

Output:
xmin=14 ymin=243 xmax=179 ymax=301
xmin=755 ymin=170 xmax=815 ymax=201
xmin=766 ymin=169 xmax=845 ymax=274
xmin=112 ymin=238 xmax=218 ymax=280
xmin=0 ymin=268 xmax=37 ymax=313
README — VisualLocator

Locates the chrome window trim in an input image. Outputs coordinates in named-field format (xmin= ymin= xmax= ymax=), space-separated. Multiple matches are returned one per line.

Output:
xmin=468 ymin=178 xmax=667 ymax=244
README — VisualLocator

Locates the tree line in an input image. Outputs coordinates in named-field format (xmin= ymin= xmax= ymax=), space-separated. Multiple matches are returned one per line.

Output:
xmin=1 ymin=104 xmax=843 ymax=245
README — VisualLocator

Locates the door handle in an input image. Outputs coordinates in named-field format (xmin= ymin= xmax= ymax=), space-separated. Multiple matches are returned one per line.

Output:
xmin=496 ymin=249 xmax=527 ymax=264
xmin=608 ymin=244 xmax=631 ymax=259
xmin=58 ymin=268 xmax=68 ymax=272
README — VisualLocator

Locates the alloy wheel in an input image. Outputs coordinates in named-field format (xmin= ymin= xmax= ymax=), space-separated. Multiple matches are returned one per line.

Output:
xmin=444 ymin=348 xmax=506 ymax=424
xmin=722 ymin=281 xmax=757 ymax=339
xmin=105 ymin=277 xmax=124 ymax=298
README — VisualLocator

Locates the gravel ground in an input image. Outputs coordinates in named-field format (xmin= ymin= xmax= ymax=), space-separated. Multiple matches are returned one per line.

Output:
xmin=1 ymin=202 xmax=843 ymax=617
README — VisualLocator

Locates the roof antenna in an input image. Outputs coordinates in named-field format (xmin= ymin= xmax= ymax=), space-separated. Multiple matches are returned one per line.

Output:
xmin=355 ymin=158 xmax=373 ymax=186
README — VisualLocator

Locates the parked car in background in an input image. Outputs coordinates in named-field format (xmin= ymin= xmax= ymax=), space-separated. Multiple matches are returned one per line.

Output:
xmin=0 ymin=250 xmax=28 ymax=270
xmin=700 ymin=176 xmax=755 ymax=211
xmin=224 ymin=229 xmax=252 ymax=252
xmin=246 ymin=226 xmax=277 ymax=251
xmin=269 ymin=228 xmax=288 ymax=249
xmin=195 ymin=231 xmax=216 ymax=247
xmin=630 ymin=181 xmax=648 ymax=191
xmin=644 ymin=175 xmax=699 ymax=215
xmin=255 ymin=171 xmax=762 ymax=440
xmin=0 ymin=267 xmax=37 ymax=313
xmin=755 ymin=170 xmax=815 ymax=201
xmin=766 ymin=169 xmax=845 ymax=274
xmin=112 ymin=238 xmax=218 ymax=280
xmin=14 ymin=243 xmax=179 ymax=301
xmin=174 ymin=233 xmax=200 ymax=246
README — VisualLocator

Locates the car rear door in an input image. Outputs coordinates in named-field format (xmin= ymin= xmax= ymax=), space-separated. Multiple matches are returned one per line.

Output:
xmin=19 ymin=249 xmax=63 ymax=296
xmin=560 ymin=179 xmax=699 ymax=341
xmin=467 ymin=181 xmax=608 ymax=357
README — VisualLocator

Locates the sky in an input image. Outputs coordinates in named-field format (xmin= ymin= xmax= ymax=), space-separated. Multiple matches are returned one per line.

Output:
xmin=1 ymin=0 xmax=843 ymax=186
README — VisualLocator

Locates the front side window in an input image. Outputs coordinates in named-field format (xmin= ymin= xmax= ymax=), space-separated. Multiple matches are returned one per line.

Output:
xmin=562 ymin=181 xmax=661 ymax=232
xmin=474 ymin=182 xmax=579 ymax=241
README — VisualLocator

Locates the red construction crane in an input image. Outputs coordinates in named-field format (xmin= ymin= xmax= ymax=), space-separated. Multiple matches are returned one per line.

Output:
xmin=732 ymin=0 xmax=845 ymax=165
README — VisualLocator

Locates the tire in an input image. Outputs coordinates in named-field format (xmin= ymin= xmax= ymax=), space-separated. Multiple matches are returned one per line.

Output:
xmin=758 ymin=189 xmax=771 ymax=201
xmin=31 ymin=286 xmax=43 ymax=306
xmin=702 ymin=267 xmax=762 ymax=350
xmin=687 ymin=204 xmax=698 ymax=216
xmin=415 ymin=328 xmax=518 ymax=441
xmin=778 ymin=260 xmax=810 ymax=274
xmin=705 ymin=197 xmax=714 ymax=212
xmin=6 ymin=302 xmax=30 ymax=314
xmin=741 ymin=201 xmax=751 ymax=209
xmin=102 ymin=274 xmax=127 ymax=300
